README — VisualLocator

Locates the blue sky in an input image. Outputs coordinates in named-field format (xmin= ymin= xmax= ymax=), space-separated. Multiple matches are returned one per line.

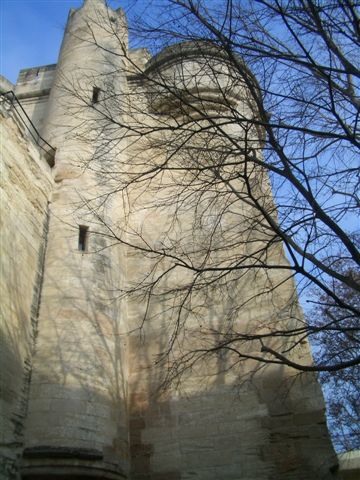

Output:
xmin=0 ymin=0 xmax=146 ymax=84
xmin=1 ymin=1 xmax=86 ymax=84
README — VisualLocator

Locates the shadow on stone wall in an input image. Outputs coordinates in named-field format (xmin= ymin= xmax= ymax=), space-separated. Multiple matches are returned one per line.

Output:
xmin=126 ymin=305 xmax=339 ymax=480
xmin=0 ymin=114 xmax=51 ymax=479
xmin=1 ymin=185 xmax=339 ymax=480
xmin=20 ymin=222 xmax=129 ymax=479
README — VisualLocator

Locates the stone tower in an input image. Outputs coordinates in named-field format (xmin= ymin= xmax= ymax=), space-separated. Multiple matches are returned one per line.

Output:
xmin=1 ymin=0 xmax=340 ymax=479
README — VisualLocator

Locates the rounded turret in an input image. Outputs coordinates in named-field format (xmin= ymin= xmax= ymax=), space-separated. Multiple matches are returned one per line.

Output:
xmin=22 ymin=2 xmax=129 ymax=478
xmin=143 ymin=40 xmax=265 ymax=156
xmin=144 ymin=41 xmax=257 ymax=117
xmin=42 ymin=0 xmax=128 ymax=178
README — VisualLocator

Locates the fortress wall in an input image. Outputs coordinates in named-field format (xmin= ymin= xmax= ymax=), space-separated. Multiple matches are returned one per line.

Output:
xmin=20 ymin=2 xmax=131 ymax=478
xmin=126 ymin=202 xmax=337 ymax=479
xmin=124 ymin=50 xmax=338 ymax=480
xmin=21 ymin=167 xmax=129 ymax=478
xmin=14 ymin=65 xmax=56 ymax=134
xmin=0 ymin=2 xmax=341 ymax=478
xmin=0 ymin=105 xmax=54 ymax=479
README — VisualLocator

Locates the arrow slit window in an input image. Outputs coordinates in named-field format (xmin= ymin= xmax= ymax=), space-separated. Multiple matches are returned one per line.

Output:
xmin=78 ymin=226 xmax=89 ymax=252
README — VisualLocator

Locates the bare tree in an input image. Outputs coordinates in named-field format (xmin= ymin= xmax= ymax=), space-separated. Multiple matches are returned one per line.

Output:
xmin=61 ymin=0 xmax=360 ymax=385
xmin=309 ymin=254 xmax=360 ymax=451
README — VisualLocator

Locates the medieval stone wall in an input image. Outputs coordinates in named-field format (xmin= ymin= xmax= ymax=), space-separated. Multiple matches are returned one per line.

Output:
xmin=122 ymin=48 xmax=338 ymax=480
xmin=0 ymin=102 xmax=53 ymax=479
xmin=14 ymin=65 xmax=56 ymax=133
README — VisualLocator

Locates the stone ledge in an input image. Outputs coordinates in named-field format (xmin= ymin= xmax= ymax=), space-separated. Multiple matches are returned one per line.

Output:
xmin=23 ymin=446 xmax=103 ymax=460
xmin=338 ymin=450 xmax=360 ymax=480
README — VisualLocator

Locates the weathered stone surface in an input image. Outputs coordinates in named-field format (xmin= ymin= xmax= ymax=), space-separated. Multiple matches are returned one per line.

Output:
xmin=0 ymin=105 xmax=53 ymax=479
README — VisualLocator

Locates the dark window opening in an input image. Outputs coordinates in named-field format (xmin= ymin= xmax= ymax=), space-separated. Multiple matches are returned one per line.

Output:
xmin=46 ymin=147 xmax=56 ymax=168
xmin=78 ymin=226 xmax=89 ymax=252
xmin=92 ymin=87 xmax=100 ymax=104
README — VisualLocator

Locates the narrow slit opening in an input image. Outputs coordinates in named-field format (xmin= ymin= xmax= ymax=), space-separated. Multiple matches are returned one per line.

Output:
xmin=78 ymin=226 xmax=89 ymax=252
xmin=92 ymin=87 xmax=100 ymax=104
